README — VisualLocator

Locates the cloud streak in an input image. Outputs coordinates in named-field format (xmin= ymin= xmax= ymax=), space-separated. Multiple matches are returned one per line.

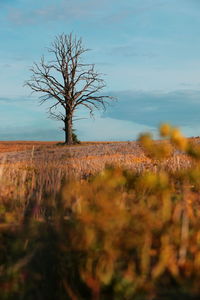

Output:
xmin=7 ymin=0 xmax=108 ymax=25
xmin=108 ymin=45 xmax=157 ymax=58
xmin=103 ymin=0 xmax=166 ymax=24
xmin=6 ymin=0 xmax=166 ymax=26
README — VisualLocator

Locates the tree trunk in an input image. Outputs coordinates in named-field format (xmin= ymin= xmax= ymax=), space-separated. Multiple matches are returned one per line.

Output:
xmin=64 ymin=114 xmax=73 ymax=145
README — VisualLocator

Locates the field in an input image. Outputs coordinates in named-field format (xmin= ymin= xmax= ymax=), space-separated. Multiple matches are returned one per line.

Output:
xmin=1 ymin=131 xmax=200 ymax=299
xmin=0 ymin=139 xmax=193 ymax=171
xmin=0 ymin=140 xmax=192 ymax=203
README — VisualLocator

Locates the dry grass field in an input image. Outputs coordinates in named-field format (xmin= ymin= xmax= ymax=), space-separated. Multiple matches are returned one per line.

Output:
xmin=0 ymin=141 xmax=152 ymax=205
xmin=1 ymin=130 xmax=200 ymax=299
xmin=0 ymin=139 xmax=194 ymax=167
xmin=0 ymin=138 xmax=194 ymax=204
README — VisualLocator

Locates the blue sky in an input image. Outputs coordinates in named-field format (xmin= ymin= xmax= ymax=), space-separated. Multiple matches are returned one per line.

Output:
xmin=1 ymin=0 xmax=200 ymax=140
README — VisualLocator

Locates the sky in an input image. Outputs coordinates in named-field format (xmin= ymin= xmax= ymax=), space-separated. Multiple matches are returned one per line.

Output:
xmin=1 ymin=0 xmax=200 ymax=141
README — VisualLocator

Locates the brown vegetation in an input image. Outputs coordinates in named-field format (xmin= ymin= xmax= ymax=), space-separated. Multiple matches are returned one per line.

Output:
xmin=1 ymin=126 xmax=200 ymax=299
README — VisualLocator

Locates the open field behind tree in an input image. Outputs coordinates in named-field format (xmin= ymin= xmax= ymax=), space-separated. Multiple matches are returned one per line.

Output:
xmin=0 ymin=139 xmax=194 ymax=178
xmin=0 ymin=134 xmax=195 ymax=216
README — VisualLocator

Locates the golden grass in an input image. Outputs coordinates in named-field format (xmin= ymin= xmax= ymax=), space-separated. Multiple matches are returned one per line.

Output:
xmin=0 ymin=140 xmax=193 ymax=212
xmin=0 ymin=140 xmax=133 ymax=153
xmin=0 ymin=141 xmax=58 ymax=153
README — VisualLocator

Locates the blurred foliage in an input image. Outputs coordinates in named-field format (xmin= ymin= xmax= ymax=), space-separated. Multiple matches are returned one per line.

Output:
xmin=1 ymin=125 xmax=200 ymax=299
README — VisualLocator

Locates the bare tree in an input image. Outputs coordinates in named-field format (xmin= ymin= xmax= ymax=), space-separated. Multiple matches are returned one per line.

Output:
xmin=25 ymin=33 xmax=113 ymax=144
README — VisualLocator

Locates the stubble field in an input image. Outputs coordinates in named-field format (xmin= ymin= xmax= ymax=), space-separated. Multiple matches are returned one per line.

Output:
xmin=0 ymin=140 xmax=192 ymax=203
